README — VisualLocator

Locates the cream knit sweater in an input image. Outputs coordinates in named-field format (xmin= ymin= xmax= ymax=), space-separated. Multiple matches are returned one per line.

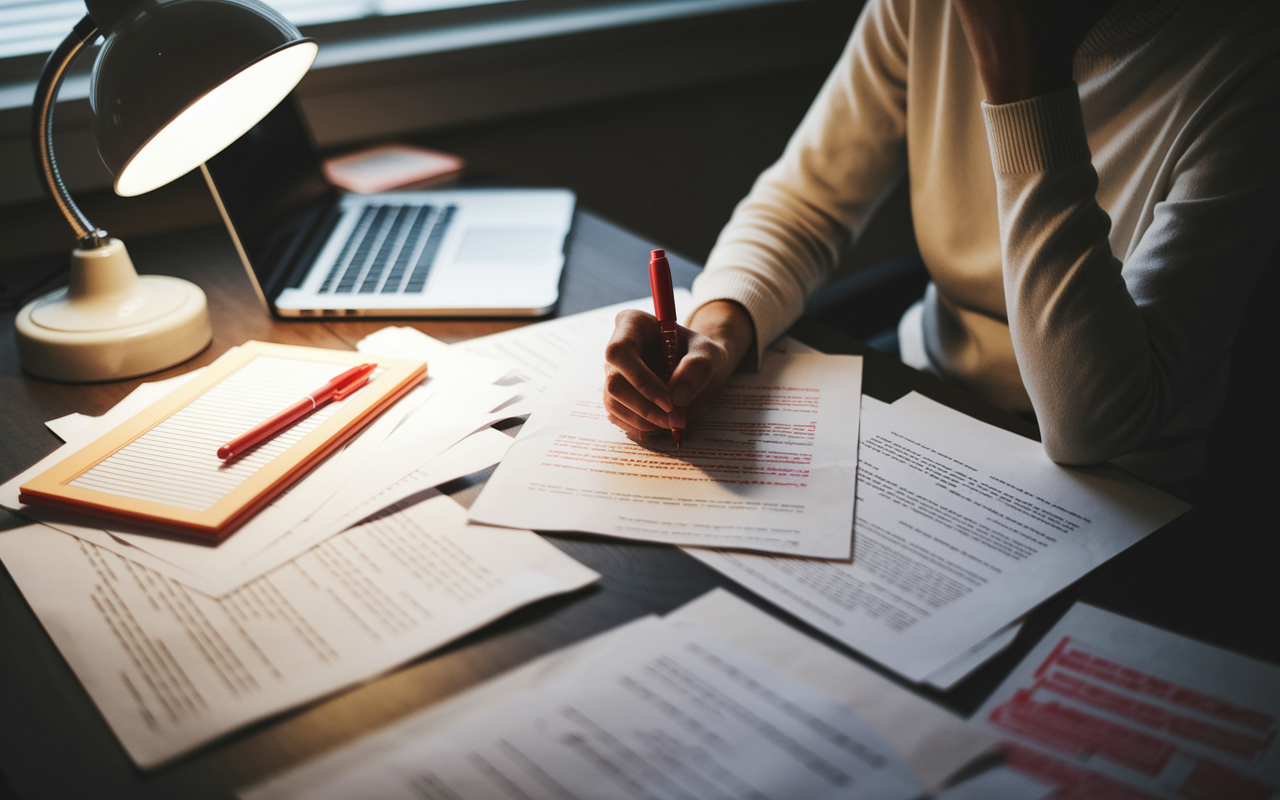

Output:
xmin=691 ymin=0 xmax=1280 ymax=484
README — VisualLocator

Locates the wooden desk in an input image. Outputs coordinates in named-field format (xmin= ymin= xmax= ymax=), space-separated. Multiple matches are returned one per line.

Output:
xmin=0 ymin=211 xmax=1274 ymax=799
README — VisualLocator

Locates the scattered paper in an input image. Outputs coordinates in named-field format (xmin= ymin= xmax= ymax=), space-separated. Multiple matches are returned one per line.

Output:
xmin=8 ymin=298 xmax=702 ymax=599
xmin=0 ymin=496 xmax=597 ymax=768
xmin=243 ymin=590 xmax=995 ymax=800
xmin=687 ymin=393 xmax=1189 ymax=682
xmin=279 ymin=426 xmax=515 ymax=540
xmin=3 ymin=349 xmax=522 ymax=596
xmin=470 ymin=351 xmax=864 ymax=558
xmin=978 ymin=604 xmax=1280 ymax=799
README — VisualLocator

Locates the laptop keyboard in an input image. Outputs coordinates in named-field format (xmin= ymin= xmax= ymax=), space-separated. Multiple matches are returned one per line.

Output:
xmin=318 ymin=204 xmax=457 ymax=295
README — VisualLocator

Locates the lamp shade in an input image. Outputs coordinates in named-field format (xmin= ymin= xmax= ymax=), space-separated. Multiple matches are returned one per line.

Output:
xmin=88 ymin=0 xmax=316 ymax=196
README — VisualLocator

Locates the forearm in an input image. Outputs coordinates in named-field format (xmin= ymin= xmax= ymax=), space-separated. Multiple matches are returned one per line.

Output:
xmin=985 ymin=86 xmax=1279 ymax=464
xmin=694 ymin=0 xmax=911 ymax=360
xmin=988 ymin=92 xmax=1154 ymax=462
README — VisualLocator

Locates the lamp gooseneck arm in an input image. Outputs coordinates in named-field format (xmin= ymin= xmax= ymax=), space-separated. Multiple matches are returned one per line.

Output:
xmin=33 ymin=15 xmax=108 ymax=250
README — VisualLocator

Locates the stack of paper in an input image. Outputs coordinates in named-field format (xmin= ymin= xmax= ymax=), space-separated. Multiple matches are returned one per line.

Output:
xmin=241 ymin=590 xmax=998 ymax=800
xmin=1 ymin=343 xmax=526 ymax=596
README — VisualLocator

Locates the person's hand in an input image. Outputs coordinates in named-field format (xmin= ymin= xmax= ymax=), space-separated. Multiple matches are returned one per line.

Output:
xmin=951 ymin=0 xmax=1115 ymax=104
xmin=603 ymin=300 xmax=754 ymax=440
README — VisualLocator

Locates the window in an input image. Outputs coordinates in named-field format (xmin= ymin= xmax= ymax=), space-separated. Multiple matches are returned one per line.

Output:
xmin=0 ymin=0 xmax=832 ymax=206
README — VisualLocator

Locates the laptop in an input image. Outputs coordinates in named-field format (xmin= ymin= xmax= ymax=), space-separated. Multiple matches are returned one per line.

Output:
xmin=201 ymin=97 xmax=574 ymax=318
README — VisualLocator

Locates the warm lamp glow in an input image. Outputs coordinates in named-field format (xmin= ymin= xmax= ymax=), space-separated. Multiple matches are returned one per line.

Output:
xmin=114 ymin=41 xmax=317 ymax=196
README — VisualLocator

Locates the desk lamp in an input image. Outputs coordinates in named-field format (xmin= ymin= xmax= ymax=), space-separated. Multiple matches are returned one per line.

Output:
xmin=15 ymin=0 xmax=317 ymax=382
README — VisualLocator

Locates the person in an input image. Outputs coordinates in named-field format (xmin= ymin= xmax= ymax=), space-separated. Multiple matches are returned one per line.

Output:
xmin=602 ymin=0 xmax=1280 ymax=488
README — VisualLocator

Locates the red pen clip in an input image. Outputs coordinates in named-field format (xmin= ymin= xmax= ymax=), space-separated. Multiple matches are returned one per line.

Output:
xmin=332 ymin=371 xmax=373 ymax=401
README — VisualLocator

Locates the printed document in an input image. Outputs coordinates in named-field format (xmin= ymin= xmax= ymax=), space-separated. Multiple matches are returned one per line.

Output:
xmin=977 ymin=604 xmax=1280 ymax=799
xmin=687 ymin=393 xmax=1189 ymax=682
xmin=243 ymin=590 xmax=995 ymax=800
xmin=470 ymin=351 xmax=863 ymax=558
xmin=0 ymin=496 xmax=598 ymax=768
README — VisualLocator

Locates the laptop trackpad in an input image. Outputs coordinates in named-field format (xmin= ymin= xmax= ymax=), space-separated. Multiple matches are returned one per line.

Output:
xmin=453 ymin=228 xmax=558 ymax=265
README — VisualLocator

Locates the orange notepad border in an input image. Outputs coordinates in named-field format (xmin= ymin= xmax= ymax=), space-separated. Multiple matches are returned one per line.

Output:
xmin=19 ymin=341 xmax=427 ymax=541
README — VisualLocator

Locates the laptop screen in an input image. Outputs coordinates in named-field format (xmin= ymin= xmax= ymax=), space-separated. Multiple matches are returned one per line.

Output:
xmin=203 ymin=96 xmax=337 ymax=299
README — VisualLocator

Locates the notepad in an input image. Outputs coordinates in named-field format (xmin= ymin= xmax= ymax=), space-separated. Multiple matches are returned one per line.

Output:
xmin=19 ymin=341 xmax=427 ymax=539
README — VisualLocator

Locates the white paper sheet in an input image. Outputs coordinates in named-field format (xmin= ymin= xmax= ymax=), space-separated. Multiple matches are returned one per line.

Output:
xmin=243 ymin=590 xmax=997 ymax=800
xmin=450 ymin=290 xmax=693 ymax=398
xmin=357 ymin=327 xmax=514 ymax=387
xmin=686 ymin=393 xmax=1190 ymax=682
xmin=45 ymin=411 xmax=97 ymax=442
xmin=357 ymin=325 xmax=452 ymax=361
xmin=469 ymin=351 xmax=863 ymax=558
xmin=977 ymin=604 xmax=1280 ymax=799
xmin=0 ymin=496 xmax=598 ymax=768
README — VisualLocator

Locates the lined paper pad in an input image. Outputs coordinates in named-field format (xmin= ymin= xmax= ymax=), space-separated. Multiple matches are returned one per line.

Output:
xmin=18 ymin=341 xmax=427 ymax=539
xmin=71 ymin=358 xmax=357 ymax=511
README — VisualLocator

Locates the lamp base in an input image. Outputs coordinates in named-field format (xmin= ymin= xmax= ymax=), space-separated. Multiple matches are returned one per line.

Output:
xmin=15 ymin=238 xmax=212 ymax=382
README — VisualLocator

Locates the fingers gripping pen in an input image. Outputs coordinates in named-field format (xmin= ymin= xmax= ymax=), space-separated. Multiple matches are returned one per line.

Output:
xmin=649 ymin=249 xmax=686 ymax=448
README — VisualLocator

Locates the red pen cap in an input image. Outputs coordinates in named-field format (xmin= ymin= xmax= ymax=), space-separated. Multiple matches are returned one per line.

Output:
xmin=649 ymin=249 xmax=676 ymax=322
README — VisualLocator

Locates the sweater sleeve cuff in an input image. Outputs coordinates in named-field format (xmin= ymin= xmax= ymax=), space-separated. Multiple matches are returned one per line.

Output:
xmin=981 ymin=85 xmax=1092 ymax=174
xmin=690 ymin=269 xmax=798 ymax=371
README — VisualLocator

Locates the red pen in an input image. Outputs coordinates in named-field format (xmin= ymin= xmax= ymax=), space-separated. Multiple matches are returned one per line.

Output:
xmin=649 ymin=249 xmax=686 ymax=448
xmin=217 ymin=362 xmax=377 ymax=460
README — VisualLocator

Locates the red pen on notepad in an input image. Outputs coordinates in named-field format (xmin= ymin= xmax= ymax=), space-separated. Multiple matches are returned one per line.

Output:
xmin=217 ymin=362 xmax=377 ymax=460
xmin=649 ymin=249 xmax=686 ymax=449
